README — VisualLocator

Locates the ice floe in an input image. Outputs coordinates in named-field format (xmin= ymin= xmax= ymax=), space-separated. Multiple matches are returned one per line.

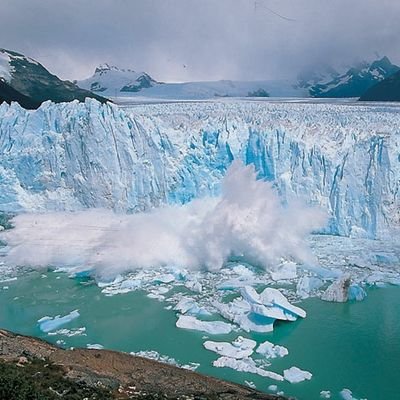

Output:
xmin=203 ymin=336 xmax=257 ymax=359
xmin=176 ymin=315 xmax=233 ymax=335
xmin=37 ymin=310 xmax=80 ymax=333
xmin=320 ymin=390 xmax=332 ymax=398
xmin=213 ymin=356 xmax=284 ymax=381
xmin=283 ymin=366 xmax=313 ymax=383
xmin=256 ymin=340 xmax=288 ymax=359
xmin=87 ymin=343 xmax=104 ymax=350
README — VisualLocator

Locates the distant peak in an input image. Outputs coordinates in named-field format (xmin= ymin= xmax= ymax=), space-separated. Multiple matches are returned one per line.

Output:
xmin=94 ymin=64 xmax=136 ymax=74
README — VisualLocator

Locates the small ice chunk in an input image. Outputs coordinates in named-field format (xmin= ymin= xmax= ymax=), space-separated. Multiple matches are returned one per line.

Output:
xmin=321 ymin=274 xmax=351 ymax=302
xmin=320 ymin=390 xmax=331 ymax=398
xmin=185 ymin=280 xmax=203 ymax=293
xmin=174 ymin=298 xmax=211 ymax=316
xmin=204 ymin=336 xmax=256 ymax=359
xmin=38 ymin=310 xmax=80 ymax=333
xmin=87 ymin=343 xmax=104 ymax=350
xmin=245 ymin=380 xmax=256 ymax=389
xmin=340 ymin=389 xmax=355 ymax=400
xmin=283 ymin=366 xmax=312 ymax=383
xmin=256 ymin=340 xmax=288 ymax=358
xmin=213 ymin=356 xmax=284 ymax=381
xmin=259 ymin=287 xmax=306 ymax=318
xmin=176 ymin=315 xmax=233 ymax=335
xmin=47 ymin=327 xmax=86 ymax=337
xmin=270 ymin=261 xmax=297 ymax=281
xmin=296 ymin=276 xmax=323 ymax=299
xmin=348 ymin=284 xmax=367 ymax=301
xmin=268 ymin=385 xmax=278 ymax=392
xmin=153 ymin=274 xmax=175 ymax=284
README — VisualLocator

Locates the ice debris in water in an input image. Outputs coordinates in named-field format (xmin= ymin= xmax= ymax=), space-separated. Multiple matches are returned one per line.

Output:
xmin=38 ymin=310 xmax=80 ymax=333
xmin=244 ymin=381 xmax=256 ymax=389
xmin=203 ymin=336 xmax=257 ymax=359
xmin=296 ymin=276 xmax=323 ymax=299
xmin=256 ymin=340 xmax=288 ymax=359
xmin=348 ymin=284 xmax=367 ymax=301
xmin=283 ymin=366 xmax=313 ymax=383
xmin=213 ymin=356 xmax=284 ymax=381
xmin=320 ymin=390 xmax=332 ymax=398
xmin=214 ymin=285 xmax=305 ymax=333
xmin=176 ymin=315 xmax=233 ymax=335
xmin=321 ymin=274 xmax=350 ymax=302
xmin=47 ymin=327 xmax=86 ymax=337
xmin=87 ymin=343 xmax=104 ymax=350
xmin=270 ymin=261 xmax=297 ymax=281
xmin=174 ymin=298 xmax=211 ymax=316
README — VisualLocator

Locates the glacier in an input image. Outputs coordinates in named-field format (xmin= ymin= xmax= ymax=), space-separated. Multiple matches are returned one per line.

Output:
xmin=0 ymin=98 xmax=399 ymax=239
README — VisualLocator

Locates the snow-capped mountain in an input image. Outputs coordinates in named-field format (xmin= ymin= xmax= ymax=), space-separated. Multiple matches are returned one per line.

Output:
xmin=360 ymin=70 xmax=400 ymax=102
xmin=78 ymin=63 xmax=308 ymax=98
xmin=78 ymin=64 xmax=160 ymax=95
xmin=304 ymin=57 xmax=399 ymax=98
xmin=0 ymin=99 xmax=398 ymax=239
xmin=0 ymin=48 xmax=108 ymax=108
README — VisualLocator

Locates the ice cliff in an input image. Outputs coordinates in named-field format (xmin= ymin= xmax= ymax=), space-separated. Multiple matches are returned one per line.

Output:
xmin=0 ymin=99 xmax=399 ymax=238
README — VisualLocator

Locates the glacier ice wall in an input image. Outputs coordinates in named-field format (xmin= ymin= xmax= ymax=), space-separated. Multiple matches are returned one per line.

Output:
xmin=0 ymin=99 xmax=399 ymax=238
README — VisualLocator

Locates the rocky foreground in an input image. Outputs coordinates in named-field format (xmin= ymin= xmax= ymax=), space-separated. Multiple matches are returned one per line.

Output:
xmin=0 ymin=329 xmax=289 ymax=400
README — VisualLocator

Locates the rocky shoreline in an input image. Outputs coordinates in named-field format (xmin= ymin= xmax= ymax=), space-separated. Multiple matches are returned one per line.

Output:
xmin=0 ymin=329 xmax=290 ymax=400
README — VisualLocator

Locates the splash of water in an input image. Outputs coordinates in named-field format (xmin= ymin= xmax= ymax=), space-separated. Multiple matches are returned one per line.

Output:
xmin=0 ymin=161 xmax=326 ymax=277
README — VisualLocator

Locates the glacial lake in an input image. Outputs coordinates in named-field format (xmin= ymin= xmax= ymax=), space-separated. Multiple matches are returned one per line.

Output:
xmin=0 ymin=271 xmax=399 ymax=400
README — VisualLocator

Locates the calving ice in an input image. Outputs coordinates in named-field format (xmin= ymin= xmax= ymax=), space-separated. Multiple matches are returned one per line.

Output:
xmin=0 ymin=160 xmax=325 ymax=275
xmin=0 ymin=99 xmax=399 ymax=239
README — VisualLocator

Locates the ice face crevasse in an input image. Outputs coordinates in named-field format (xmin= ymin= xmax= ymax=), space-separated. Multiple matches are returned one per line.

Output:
xmin=0 ymin=99 xmax=399 ymax=239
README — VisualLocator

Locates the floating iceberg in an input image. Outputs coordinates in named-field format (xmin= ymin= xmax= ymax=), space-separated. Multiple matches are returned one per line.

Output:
xmin=283 ymin=366 xmax=313 ymax=383
xmin=37 ymin=310 xmax=80 ymax=333
xmin=213 ymin=356 xmax=284 ymax=381
xmin=203 ymin=336 xmax=257 ymax=359
xmin=176 ymin=315 xmax=233 ymax=335
xmin=214 ymin=286 xmax=306 ymax=333
xmin=256 ymin=340 xmax=288 ymax=359
xmin=321 ymin=274 xmax=351 ymax=302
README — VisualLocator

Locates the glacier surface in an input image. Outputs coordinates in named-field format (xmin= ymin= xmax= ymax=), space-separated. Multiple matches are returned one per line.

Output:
xmin=0 ymin=99 xmax=399 ymax=239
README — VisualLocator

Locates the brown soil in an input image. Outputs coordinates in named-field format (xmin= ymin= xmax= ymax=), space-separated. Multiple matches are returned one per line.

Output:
xmin=0 ymin=329 xmax=291 ymax=400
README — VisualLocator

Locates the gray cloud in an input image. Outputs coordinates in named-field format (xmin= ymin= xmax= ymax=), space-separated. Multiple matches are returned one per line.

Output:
xmin=0 ymin=0 xmax=399 ymax=82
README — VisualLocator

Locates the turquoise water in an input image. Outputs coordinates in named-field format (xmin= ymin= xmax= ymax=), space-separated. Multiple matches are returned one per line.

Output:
xmin=1 ymin=271 xmax=399 ymax=400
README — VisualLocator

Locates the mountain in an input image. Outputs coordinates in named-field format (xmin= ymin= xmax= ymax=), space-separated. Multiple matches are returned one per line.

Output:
xmin=359 ymin=70 xmax=400 ymax=102
xmin=78 ymin=64 xmax=160 ymax=95
xmin=304 ymin=57 xmax=400 ymax=98
xmin=0 ymin=48 xmax=108 ymax=107
xmin=0 ymin=99 xmax=398 ymax=239
xmin=0 ymin=78 xmax=40 ymax=109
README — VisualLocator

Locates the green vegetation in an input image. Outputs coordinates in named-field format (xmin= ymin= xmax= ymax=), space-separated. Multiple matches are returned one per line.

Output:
xmin=0 ymin=359 xmax=112 ymax=400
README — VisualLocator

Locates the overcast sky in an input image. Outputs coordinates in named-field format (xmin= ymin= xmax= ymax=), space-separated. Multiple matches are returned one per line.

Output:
xmin=1 ymin=0 xmax=399 ymax=82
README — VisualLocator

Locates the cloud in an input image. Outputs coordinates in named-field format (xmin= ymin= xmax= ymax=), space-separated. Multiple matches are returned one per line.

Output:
xmin=0 ymin=162 xmax=326 ymax=278
xmin=0 ymin=0 xmax=399 ymax=82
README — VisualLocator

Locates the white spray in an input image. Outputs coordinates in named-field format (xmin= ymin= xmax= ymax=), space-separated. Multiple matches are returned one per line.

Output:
xmin=0 ymin=161 xmax=326 ymax=278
